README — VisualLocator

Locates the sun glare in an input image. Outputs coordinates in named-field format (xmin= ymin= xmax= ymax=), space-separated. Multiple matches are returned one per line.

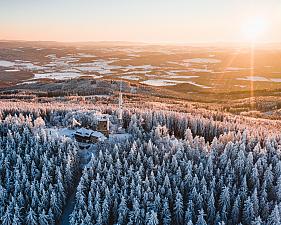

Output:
xmin=242 ymin=17 xmax=267 ymax=42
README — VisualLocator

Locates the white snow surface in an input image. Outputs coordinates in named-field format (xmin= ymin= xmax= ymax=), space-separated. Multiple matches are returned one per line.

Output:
xmin=33 ymin=72 xmax=102 ymax=80
xmin=74 ymin=60 xmax=121 ymax=74
xmin=4 ymin=69 xmax=20 ymax=72
xmin=0 ymin=60 xmax=16 ymax=67
xmin=120 ymin=75 xmax=141 ymax=81
xmin=124 ymin=70 xmax=151 ymax=75
xmin=234 ymin=85 xmax=247 ymax=88
xmin=17 ymin=81 xmax=38 ymax=85
xmin=167 ymin=76 xmax=199 ymax=79
xmin=225 ymin=67 xmax=251 ymax=71
xmin=141 ymin=79 xmax=187 ymax=86
xmin=186 ymin=81 xmax=211 ymax=89
xmin=237 ymin=76 xmax=281 ymax=83
xmin=184 ymin=58 xmax=221 ymax=64
xmin=122 ymin=65 xmax=156 ymax=71
xmin=141 ymin=79 xmax=211 ymax=88
xmin=188 ymin=68 xmax=212 ymax=73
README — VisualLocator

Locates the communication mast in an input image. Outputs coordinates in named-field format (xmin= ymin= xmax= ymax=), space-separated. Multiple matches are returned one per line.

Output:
xmin=117 ymin=81 xmax=123 ymax=129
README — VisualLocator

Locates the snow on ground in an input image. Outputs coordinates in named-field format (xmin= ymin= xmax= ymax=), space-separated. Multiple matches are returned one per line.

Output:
xmin=168 ymin=61 xmax=191 ymax=67
xmin=145 ymin=74 xmax=158 ymax=78
xmin=167 ymin=59 xmax=218 ymax=68
xmin=17 ymin=81 xmax=38 ymax=86
xmin=117 ymin=48 xmax=143 ymax=54
xmin=83 ymin=95 xmax=111 ymax=98
xmin=234 ymin=85 xmax=247 ymax=88
xmin=237 ymin=76 xmax=269 ymax=82
xmin=61 ymin=68 xmax=81 ymax=73
xmin=164 ymin=71 xmax=199 ymax=79
xmin=4 ymin=69 xmax=20 ymax=72
xmin=45 ymin=54 xmax=57 ymax=59
xmin=47 ymin=127 xmax=132 ymax=143
xmin=188 ymin=68 xmax=212 ymax=73
xmin=12 ymin=49 xmax=24 ymax=52
xmin=74 ymin=59 xmax=121 ymax=74
xmin=124 ymin=70 xmax=151 ymax=75
xmin=33 ymin=72 xmax=102 ymax=80
xmin=166 ymin=70 xmax=190 ymax=74
xmin=270 ymin=78 xmax=281 ymax=82
xmin=77 ymin=53 xmax=96 ymax=58
xmin=0 ymin=60 xmax=46 ymax=71
xmin=166 ymin=75 xmax=199 ymax=79
xmin=184 ymin=58 xmax=221 ymax=64
xmin=45 ymin=55 xmax=80 ymax=69
xmin=225 ymin=67 xmax=251 ymax=71
xmin=16 ymin=62 xmax=46 ymax=71
xmin=186 ymin=81 xmax=211 ymax=89
xmin=141 ymin=79 xmax=211 ymax=88
xmin=57 ymin=128 xmax=76 ymax=137
xmin=14 ymin=59 xmax=29 ymax=62
xmin=75 ymin=67 xmax=111 ymax=74
xmin=46 ymin=128 xmax=75 ymax=138
xmin=0 ymin=60 xmax=16 ymax=67
xmin=237 ymin=76 xmax=281 ymax=83
xmin=140 ymin=79 xmax=187 ymax=86
xmin=120 ymin=75 xmax=141 ymax=81
xmin=122 ymin=65 xmax=156 ymax=71
xmin=127 ymin=54 xmax=140 ymax=57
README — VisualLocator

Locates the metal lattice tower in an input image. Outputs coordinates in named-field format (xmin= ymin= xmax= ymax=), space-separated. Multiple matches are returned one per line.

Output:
xmin=118 ymin=81 xmax=123 ymax=125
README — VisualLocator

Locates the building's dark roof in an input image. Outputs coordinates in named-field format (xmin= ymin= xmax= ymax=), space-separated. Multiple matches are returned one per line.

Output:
xmin=75 ymin=128 xmax=106 ymax=140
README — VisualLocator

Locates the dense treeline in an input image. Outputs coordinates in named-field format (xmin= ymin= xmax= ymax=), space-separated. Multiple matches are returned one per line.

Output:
xmin=70 ymin=119 xmax=281 ymax=224
xmin=0 ymin=114 xmax=79 ymax=224
xmin=1 ymin=100 xmax=280 ymax=141
xmin=1 ymin=100 xmax=281 ymax=224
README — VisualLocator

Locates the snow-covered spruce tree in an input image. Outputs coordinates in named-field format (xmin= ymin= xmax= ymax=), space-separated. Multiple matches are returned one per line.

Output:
xmin=0 ymin=115 xmax=79 ymax=224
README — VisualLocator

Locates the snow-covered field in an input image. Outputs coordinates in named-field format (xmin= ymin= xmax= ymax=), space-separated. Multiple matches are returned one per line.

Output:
xmin=4 ymin=69 xmax=20 ymax=72
xmin=141 ymin=79 xmax=188 ymax=86
xmin=186 ymin=81 xmax=211 ymax=89
xmin=237 ymin=76 xmax=281 ymax=82
xmin=120 ymin=75 xmax=141 ymax=81
xmin=165 ymin=75 xmax=199 ymax=79
xmin=225 ymin=67 xmax=251 ymax=71
xmin=0 ymin=60 xmax=45 ymax=71
xmin=1 ymin=45 xmax=281 ymax=93
xmin=34 ymin=72 xmax=103 ymax=80
xmin=184 ymin=58 xmax=221 ymax=64
xmin=0 ymin=60 xmax=16 ymax=67
xmin=140 ymin=79 xmax=211 ymax=88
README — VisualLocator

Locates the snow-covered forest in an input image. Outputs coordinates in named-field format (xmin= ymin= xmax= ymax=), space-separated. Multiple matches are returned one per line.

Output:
xmin=70 ymin=124 xmax=281 ymax=224
xmin=1 ymin=100 xmax=281 ymax=224
xmin=0 ymin=114 xmax=79 ymax=224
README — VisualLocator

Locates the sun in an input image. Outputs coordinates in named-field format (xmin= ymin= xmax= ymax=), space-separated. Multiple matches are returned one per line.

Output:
xmin=242 ymin=17 xmax=267 ymax=42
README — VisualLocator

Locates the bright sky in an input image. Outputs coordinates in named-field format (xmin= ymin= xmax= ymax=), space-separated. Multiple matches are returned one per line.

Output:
xmin=0 ymin=0 xmax=281 ymax=43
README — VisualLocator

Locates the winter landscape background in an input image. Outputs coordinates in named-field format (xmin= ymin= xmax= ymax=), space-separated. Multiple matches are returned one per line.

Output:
xmin=1 ymin=0 xmax=281 ymax=224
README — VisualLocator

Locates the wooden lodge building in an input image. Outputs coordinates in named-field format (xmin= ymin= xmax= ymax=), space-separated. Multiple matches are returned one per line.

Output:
xmin=74 ymin=114 xmax=110 ymax=144
xmin=74 ymin=128 xmax=106 ymax=144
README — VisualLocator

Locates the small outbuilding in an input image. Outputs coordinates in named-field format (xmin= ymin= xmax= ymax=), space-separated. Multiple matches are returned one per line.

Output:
xmin=96 ymin=114 xmax=110 ymax=137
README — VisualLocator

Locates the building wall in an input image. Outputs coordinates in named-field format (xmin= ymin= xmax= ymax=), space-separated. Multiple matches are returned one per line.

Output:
xmin=97 ymin=120 xmax=109 ymax=137
xmin=75 ymin=134 xmax=99 ymax=143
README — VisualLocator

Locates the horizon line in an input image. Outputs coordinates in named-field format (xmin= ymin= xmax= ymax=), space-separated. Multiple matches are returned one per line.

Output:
xmin=1 ymin=39 xmax=280 ymax=47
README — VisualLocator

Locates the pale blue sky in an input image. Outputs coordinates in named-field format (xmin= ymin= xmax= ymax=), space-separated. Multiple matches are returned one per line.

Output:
xmin=0 ymin=0 xmax=280 ymax=43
